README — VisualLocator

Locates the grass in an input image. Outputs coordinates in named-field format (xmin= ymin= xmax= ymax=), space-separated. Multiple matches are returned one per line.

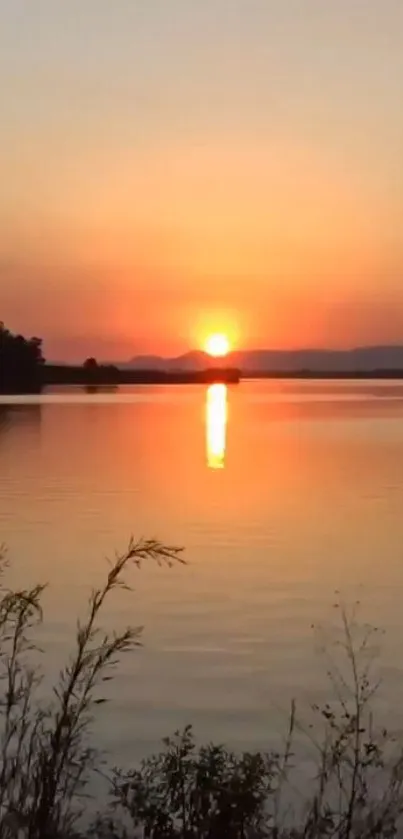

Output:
xmin=0 ymin=541 xmax=402 ymax=838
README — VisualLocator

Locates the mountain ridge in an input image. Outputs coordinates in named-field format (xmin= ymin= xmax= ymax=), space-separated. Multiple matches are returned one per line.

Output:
xmin=117 ymin=345 xmax=403 ymax=373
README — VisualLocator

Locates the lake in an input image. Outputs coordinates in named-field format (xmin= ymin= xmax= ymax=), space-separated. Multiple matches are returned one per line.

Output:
xmin=1 ymin=380 xmax=403 ymax=768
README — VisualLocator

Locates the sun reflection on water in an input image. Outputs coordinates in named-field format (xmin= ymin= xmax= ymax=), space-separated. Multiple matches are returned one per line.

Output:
xmin=206 ymin=384 xmax=227 ymax=469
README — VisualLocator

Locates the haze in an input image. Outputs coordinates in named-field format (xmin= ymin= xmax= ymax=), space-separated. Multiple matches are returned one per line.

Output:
xmin=1 ymin=0 xmax=402 ymax=361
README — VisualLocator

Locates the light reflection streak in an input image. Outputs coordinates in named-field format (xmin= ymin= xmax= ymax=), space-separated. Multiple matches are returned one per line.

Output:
xmin=206 ymin=384 xmax=227 ymax=469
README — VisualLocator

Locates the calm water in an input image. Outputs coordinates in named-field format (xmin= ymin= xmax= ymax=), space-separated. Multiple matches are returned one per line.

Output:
xmin=1 ymin=380 xmax=403 ymax=765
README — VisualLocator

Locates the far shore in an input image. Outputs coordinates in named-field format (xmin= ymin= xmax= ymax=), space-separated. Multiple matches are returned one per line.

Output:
xmin=5 ymin=366 xmax=403 ymax=396
xmin=44 ymin=365 xmax=403 ymax=386
xmin=43 ymin=364 xmax=241 ymax=387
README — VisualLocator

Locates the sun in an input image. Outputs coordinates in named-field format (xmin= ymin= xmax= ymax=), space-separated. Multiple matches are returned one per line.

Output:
xmin=205 ymin=333 xmax=230 ymax=358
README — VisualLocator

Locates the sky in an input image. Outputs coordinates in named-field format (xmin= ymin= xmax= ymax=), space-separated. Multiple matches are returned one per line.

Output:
xmin=1 ymin=0 xmax=403 ymax=361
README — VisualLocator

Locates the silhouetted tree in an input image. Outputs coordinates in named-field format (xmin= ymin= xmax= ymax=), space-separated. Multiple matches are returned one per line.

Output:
xmin=83 ymin=357 xmax=100 ymax=385
xmin=0 ymin=322 xmax=45 ymax=394
xmin=82 ymin=357 xmax=120 ymax=386
xmin=83 ymin=357 xmax=98 ymax=371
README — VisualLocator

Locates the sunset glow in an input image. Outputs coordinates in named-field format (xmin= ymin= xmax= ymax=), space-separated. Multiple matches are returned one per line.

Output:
xmin=1 ymin=2 xmax=403 ymax=361
xmin=205 ymin=334 xmax=230 ymax=358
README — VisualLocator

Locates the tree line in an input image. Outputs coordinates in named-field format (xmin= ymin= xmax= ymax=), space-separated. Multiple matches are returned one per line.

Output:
xmin=0 ymin=322 xmax=45 ymax=394
xmin=0 ymin=323 xmax=120 ymax=392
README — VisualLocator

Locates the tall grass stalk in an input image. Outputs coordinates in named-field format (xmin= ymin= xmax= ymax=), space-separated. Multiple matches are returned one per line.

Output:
xmin=0 ymin=540 xmax=183 ymax=838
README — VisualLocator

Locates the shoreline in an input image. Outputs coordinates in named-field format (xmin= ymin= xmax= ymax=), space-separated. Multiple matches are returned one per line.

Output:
xmin=4 ymin=367 xmax=403 ymax=395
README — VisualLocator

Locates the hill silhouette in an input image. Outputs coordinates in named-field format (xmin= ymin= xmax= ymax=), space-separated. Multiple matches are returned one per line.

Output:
xmin=120 ymin=345 xmax=403 ymax=374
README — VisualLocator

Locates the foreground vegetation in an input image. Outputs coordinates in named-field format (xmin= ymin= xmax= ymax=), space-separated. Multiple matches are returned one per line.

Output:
xmin=0 ymin=541 xmax=402 ymax=838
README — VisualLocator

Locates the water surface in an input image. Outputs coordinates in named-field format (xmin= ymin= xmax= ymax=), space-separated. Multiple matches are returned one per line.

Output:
xmin=1 ymin=380 xmax=403 ymax=763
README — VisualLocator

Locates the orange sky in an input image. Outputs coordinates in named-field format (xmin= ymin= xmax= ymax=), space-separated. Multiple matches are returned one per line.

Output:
xmin=1 ymin=1 xmax=403 ymax=361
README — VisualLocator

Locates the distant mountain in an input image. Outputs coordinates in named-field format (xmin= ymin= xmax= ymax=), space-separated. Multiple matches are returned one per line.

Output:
xmin=120 ymin=350 xmax=210 ymax=372
xmin=120 ymin=354 xmax=169 ymax=371
xmin=121 ymin=346 xmax=403 ymax=374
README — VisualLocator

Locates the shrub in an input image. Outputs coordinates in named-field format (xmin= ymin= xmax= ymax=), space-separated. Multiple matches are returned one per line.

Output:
xmin=92 ymin=604 xmax=403 ymax=839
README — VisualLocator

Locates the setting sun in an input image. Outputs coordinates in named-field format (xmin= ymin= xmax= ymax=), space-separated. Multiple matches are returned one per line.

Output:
xmin=205 ymin=333 xmax=230 ymax=358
